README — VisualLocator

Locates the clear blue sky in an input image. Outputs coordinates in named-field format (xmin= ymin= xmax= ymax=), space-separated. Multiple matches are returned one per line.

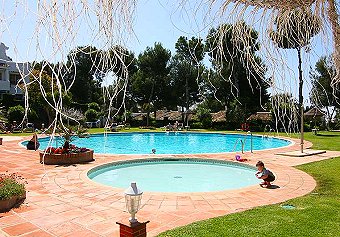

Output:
xmin=0 ymin=0 xmax=211 ymax=59
xmin=0 ymin=0 xmax=332 ymax=105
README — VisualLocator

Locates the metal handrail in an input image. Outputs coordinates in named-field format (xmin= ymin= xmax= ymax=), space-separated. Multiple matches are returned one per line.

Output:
xmin=233 ymin=131 xmax=253 ymax=154
xmin=247 ymin=131 xmax=253 ymax=153
xmin=263 ymin=125 xmax=272 ymax=138
xmin=233 ymin=138 xmax=244 ymax=153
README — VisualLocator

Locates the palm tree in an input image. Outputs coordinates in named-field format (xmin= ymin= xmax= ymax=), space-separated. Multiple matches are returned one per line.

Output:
xmin=270 ymin=7 xmax=321 ymax=152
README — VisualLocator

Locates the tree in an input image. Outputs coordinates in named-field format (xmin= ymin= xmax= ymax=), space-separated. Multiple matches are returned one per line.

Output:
xmin=101 ymin=46 xmax=137 ymax=122
xmin=131 ymin=43 xmax=172 ymax=125
xmin=269 ymin=93 xmax=299 ymax=133
xmin=108 ymin=45 xmax=137 ymax=79
xmin=88 ymin=102 xmax=101 ymax=112
xmin=170 ymin=36 xmax=205 ymax=124
xmin=85 ymin=102 xmax=100 ymax=122
xmin=61 ymin=107 xmax=85 ymax=126
xmin=64 ymin=46 xmax=103 ymax=105
xmin=85 ymin=109 xmax=98 ymax=122
xmin=270 ymin=7 xmax=321 ymax=152
xmin=196 ymin=106 xmax=212 ymax=128
xmin=27 ymin=69 xmax=71 ymax=125
xmin=310 ymin=56 xmax=339 ymax=128
xmin=7 ymin=105 xmax=24 ymax=123
xmin=205 ymin=22 xmax=270 ymax=124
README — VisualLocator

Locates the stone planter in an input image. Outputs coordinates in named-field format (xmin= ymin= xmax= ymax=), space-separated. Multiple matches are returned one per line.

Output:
xmin=40 ymin=150 xmax=94 ymax=165
xmin=0 ymin=192 xmax=26 ymax=213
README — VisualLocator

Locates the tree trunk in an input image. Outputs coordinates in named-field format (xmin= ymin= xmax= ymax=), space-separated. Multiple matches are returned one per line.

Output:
xmin=45 ymin=108 xmax=52 ymax=125
xmin=146 ymin=111 xmax=150 ymax=127
xmin=185 ymin=75 xmax=189 ymax=127
xmin=297 ymin=47 xmax=304 ymax=153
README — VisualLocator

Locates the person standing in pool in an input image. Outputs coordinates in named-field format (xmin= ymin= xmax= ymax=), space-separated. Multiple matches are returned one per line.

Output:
xmin=255 ymin=161 xmax=275 ymax=188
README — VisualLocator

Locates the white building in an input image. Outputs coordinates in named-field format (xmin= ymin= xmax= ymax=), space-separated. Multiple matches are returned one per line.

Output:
xmin=0 ymin=42 xmax=30 ymax=99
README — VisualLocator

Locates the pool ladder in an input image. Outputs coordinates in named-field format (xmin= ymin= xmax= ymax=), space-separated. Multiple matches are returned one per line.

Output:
xmin=263 ymin=125 xmax=275 ymax=138
xmin=233 ymin=131 xmax=253 ymax=153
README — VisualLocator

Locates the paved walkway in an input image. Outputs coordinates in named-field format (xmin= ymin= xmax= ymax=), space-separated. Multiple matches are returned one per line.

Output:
xmin=1 ymin=134 xmax=340 ymax=237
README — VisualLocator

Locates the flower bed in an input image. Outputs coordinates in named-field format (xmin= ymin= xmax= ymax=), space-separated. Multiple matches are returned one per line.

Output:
xmin=0 ymin=173 xmax=26 ymax=212
xmin=40 ymin=149 xmax=94 ymax=165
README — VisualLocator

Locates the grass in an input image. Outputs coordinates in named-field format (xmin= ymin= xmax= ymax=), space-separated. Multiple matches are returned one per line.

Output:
xmin=289 ymin=131 xmax=340 ymax=151
xmin=157 ymin=131 xmax=340 ymax=237
xmin=157 ymin=157 xmax=340 ymax=237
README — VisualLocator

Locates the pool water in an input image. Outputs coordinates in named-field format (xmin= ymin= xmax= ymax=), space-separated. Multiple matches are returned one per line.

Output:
xmin=88 ymin=158 xmax=259 ymax=192
xmin=35 ymin=132 xmax=291 ymax=154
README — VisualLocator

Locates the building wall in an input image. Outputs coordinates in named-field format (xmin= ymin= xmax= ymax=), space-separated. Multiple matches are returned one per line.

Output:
xmin=0 ymin=42 xmax=30 ymax=97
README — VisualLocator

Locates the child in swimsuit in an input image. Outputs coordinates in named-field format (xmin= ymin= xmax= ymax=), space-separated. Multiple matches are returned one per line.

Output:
xmin=255 ymin=161 xmax=275 ymax=188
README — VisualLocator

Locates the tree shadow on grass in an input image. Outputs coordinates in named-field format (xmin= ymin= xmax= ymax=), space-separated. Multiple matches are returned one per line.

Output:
xmin=316 ymin=134 xmax=340 ymax=137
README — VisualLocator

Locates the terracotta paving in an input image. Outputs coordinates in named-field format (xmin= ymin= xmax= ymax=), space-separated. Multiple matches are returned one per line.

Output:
xmin=1 ymin=134 xmax=340 ymax=237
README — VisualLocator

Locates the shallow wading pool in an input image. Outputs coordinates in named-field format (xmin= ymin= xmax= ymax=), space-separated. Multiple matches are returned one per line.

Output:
xmin=88 ymin=158 xmax=259 ymax=192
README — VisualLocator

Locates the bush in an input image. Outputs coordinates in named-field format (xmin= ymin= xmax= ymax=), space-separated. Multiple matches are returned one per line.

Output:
xmin=28 ymin=109 xmax=39 ymax=122
xmin=88 ymin=102 xmax=100 ymax=112
xmin=0 ymin=173 xmax=26 ymax=200
xmin=196 ymin=107 xmax=212 ymax=128
xmin=85 ymin=109 xmax=98 ymax=121
xmin=304 ymin=123 xmax=311 ymax=132
xmin=7 ymin=105 xmax=24 ymax=123
xmin=191 ymin=122 xmax=203 ymax=129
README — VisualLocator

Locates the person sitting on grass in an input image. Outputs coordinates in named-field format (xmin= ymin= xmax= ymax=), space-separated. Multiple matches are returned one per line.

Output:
xmin=255 ymin=161 xmax=275 ymax=188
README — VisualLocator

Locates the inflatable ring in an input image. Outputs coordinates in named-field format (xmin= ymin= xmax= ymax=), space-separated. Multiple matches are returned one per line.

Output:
xmin=241 ymin=123 xmax=249 ymax=131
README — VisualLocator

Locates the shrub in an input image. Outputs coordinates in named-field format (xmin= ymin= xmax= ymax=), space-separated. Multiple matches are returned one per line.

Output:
xmin=85 ymin=109 xmax=98 ymax=121
xmin=7 ymin=105 xmax=24 ymax=123
xmin=304 ymin=123 xmax=311 ymax=132
xmin=191 ymin=122 xmax=203 ymax=129
xmin=0 ymin=173 xmax=26 ymax=200
xmin=44 ymin=145 xmax=89 ymax=154
xmin=42 ymin=125 xmax=90 ymax=154
xmin=88 ymin=102 xmax=100 ymax=112
xmin=196 ymin=107 xmax=212 ymax=128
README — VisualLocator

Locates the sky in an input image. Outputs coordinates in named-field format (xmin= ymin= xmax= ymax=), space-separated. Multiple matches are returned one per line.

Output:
xmin=0 ymin=0 xmax=334 ymax=105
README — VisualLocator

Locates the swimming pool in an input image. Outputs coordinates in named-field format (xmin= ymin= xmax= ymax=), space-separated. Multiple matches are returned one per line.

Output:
xmin=88 ymin=158 xmax=259 ymax=192
xmin=35 ymin=132 xmax=291 ymax=154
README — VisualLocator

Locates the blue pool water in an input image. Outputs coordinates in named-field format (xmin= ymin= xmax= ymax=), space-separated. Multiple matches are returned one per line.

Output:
xmin=33 ymin=132 xmax=290 ymax=154
xmin=88 ymin=158 xmax=259 ymax=192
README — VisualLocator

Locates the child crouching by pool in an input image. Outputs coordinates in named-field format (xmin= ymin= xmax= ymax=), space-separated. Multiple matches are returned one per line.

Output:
xmin=255 ymin=161 xmax=275 ymax=188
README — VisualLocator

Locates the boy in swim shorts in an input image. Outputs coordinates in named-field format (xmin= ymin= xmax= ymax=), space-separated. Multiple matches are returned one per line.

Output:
xmin=255 ymin=161 xmax=275 ymax=188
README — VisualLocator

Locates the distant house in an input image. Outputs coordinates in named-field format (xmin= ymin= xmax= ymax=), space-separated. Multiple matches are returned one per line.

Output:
xmin=211 ymin=110 xmax=226 ymax=123
xmin=247 ymin=112 xmax=273 ymax=122
xmin=0 ymin=42 xmax=30 ymax=99
xmin=304 ymin=107 xmax=324 ymax=119
xmin=304 ymin=107 xmax=324 ymax=125
xmin=155 ymin=110 xmax=182 ymax=122
xmin=246 ymin=111 xmax=273 ymax=131
xmin=131 ymin=112 xmax=147 ymax=121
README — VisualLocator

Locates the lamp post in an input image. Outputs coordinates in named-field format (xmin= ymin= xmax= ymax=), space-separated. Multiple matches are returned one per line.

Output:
xmin=124 ymin=182 xmax=143 ymax=223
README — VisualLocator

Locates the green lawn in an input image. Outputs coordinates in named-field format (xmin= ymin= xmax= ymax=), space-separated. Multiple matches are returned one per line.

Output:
xmin=289 ymin=131 xmax=340 ymax=151
xmin=157 ymin=158 xmax=340 ymax=237
xmin=157 ymin=131 xmax=340 ymax=237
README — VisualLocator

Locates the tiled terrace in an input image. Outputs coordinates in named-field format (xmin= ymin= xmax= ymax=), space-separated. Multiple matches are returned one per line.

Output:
xmin=1 ymin=134 xmax=340 ymax=237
